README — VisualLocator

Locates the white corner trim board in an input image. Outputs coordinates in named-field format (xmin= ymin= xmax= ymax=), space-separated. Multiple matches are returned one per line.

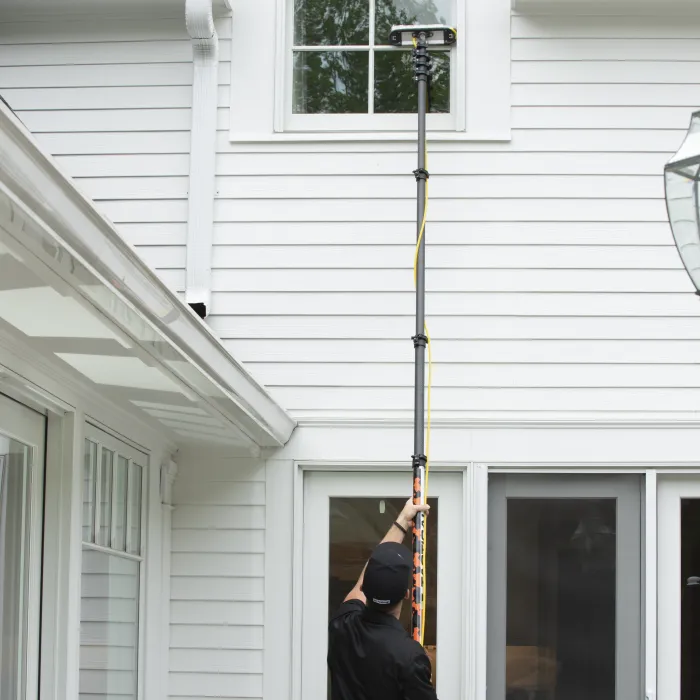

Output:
xmin=185 ymin=0 xmax=221 ymax=319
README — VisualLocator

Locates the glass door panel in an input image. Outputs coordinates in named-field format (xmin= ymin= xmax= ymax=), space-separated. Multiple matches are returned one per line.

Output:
xmin=658 ymin=477 xmax=700 ymax=700
xmin=302 ymin=470 xmax=462 ymax=700
xmin=487 ymin=475 xmax=642 ymax=700
xmin=0 ymin=392 xmax=45 ymax=700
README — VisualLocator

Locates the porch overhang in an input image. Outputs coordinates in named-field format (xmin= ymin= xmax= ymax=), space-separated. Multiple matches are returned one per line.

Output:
xmin=0 ymin=101 xmax=296 ymax=451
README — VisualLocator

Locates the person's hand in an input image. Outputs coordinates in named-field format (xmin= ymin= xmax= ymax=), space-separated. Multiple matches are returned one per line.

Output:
xmin=397 ymin=498 xmax=430 ymax=531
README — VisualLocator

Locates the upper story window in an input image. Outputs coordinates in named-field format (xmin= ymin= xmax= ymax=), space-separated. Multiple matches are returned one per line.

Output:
xmin=228 ymin=0 xmax=511 ymax=142
xmin=291 ymin=0 xmax=453 ymax=130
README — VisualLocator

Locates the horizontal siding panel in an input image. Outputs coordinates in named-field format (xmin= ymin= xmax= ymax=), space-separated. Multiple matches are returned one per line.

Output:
xmin=212 ymin=199 xmax=668 ymax=223
xmin=224 ymin=338 xmax=700 ymax=364
xmin=169 ymin=672 xmax=262 ymax=698
xmin=176 ymin=457 xmax=265 ymax=481
xmin=210 ymin=221 xmax=672 ymax=246
xmin=0 ymin=18 xmax=192 ymax=43
xmin=209 ymin=315 xmax=700 ymax=340
xmin=97 ymin=200 xmax=187 ymax=224
xmin=251 ymin=362 xmax=700 ymax=389
xmin=513 ymin=84 xmax=700 ymax=107
xmin=76 ymin=177 xmax=188 ymax=200
xmin=513 ymin=60 xmax=700 ymax=85
xmin=170 ymin=576 xmax=264 ymax=602
xmin=512 ymin=38 xmax=700 ymax=61
xmin=1 ymin=85 xmax=193 ymax=110
xmin=203 ymin=244 xmax=679 ymax=269
xmin=170 ymin=601 xmax=263 ymax=626
xmin=201 ymin=269 xmax=691 ymax=293
xmin=19 ymin=108 xmax=192 ymax=133
xmin=512 ymin=106 xmax=692 ymax=129
xmin=171 ymin=553 xmax=264 ymax=578
xmin=57 ymin=154 xmax=189 ymax=177
xmin=215 ymin=174 xmax=665 ymax=200
xmin=0 ymin=40 xmax=231 ymax=65
xmin=0 ymin=63 xmax=192 ymax=88
xmin=170 ymin=649 xmax=263 ymax=674
xmin=170 ymin=624 xmax=263 ymax=650
xmin=112 ymin=223 xmax=186 ymax=246
xmin=37 ymin=132 xmax=190 ymax=155
xmin=171 ymin=529 xmax=264 ymax=554
xmin=209 ymin=292 xmax=697 ymax=318
xmin=512 ymin=16 xmax=700 ymax=39
xmin=172 ymin=505 xmax=265 ymax=530
xmin=172 ymin=480 xmax=264 ymax=506
xmin=272 ymin=386 xmax=700 ymax=412
xmin=217 ymin=152 xmax=669 ymax=176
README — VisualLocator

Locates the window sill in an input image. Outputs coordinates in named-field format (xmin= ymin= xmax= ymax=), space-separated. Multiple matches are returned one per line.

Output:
xmin=228 ymin=130 xmax=512 ymax=144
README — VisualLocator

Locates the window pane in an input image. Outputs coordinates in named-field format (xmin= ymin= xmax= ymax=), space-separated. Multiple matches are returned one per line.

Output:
xmin=79 ymin=547 xmax=139 ymax=700
xmin=112 ymin=457 xmax=128 ymax=552
xmin=293 ymin=51 xmax=369 ymax=114
xmin=0 ymin=434 xmax=32 ymax=700
xmin=126 ymin=464 xmax=142 ymax=556
xmin=375 ymin=0 xmax=453 ymax=46
xmin=294 ymin=0 xmax=369 ymax=46
xmin=681 ymin=499 xmax=700 ymax=700
xmin=96 ymin=448 xmax=113 ymax=548
xmin=83 ymin=440 xmax=97 ymax=543
xmin=374 ymin=50 xmax=449 ymax=113
xmin=506 ymin=499 xmax=616 ymax=700
xmin=328 ymin=497 xmax=438 ymax=673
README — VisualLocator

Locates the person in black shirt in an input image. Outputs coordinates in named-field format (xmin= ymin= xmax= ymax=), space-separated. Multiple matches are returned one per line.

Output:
xmin=327 ymin=499 xmax=438 ymax=700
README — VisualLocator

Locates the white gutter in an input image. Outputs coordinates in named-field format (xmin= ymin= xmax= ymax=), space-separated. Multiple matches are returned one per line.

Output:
xmin=185 ymin=0 xmax=225 ymax=318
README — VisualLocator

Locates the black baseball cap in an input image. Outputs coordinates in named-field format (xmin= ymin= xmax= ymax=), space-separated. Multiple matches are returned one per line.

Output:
xmin=362 ymin=542 xmax=412 ymax=607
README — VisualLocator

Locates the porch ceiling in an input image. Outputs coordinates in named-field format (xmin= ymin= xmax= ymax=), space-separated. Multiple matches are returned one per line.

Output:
xmin=0 ymin=101 xmax=295 ymax=452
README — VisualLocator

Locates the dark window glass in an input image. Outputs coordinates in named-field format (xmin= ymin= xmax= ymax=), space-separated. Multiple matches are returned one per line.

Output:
xmin=506 ymin=499 xmax=616 ymax=700
xmin=294 ymin=0 xmax=370 ymax=46
xmin=681 ymin=499 xmax=700 ymax=700
xmin=374 ymin=50 xmax=449 ymax=113
xmin=293 ymin=51 xmax=369 ymax=114
xmin=329 ymin=497 xmax=438 ymax=674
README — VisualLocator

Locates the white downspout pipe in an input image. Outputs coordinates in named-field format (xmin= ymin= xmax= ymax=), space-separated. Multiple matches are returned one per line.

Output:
xmin=185 ymin=0 xmax=223 ymax=319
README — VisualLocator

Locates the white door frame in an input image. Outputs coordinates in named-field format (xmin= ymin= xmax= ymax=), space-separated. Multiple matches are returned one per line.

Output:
xmin=658 ymin=475 xmax=700 ymax=700
xmin=0 ymin=391 xmax=46 ymax=700
xmin=301 ymin=469 xmax=464 ymax=700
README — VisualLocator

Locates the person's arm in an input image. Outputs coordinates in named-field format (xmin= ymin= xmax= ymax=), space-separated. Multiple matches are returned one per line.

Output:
xmin=343 ymin=498 xmax=430 ymax=604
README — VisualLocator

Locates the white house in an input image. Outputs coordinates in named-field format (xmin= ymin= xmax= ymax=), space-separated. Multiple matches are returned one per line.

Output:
xmin=1 ymin=0 xmax=700 ymax=698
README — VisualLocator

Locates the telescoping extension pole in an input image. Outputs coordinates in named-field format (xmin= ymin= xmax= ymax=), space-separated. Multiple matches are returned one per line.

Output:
xmin=410 ymin=31 xmax=430 ymax=645
xmin=389 ymin=24 xmax=456 ymax=644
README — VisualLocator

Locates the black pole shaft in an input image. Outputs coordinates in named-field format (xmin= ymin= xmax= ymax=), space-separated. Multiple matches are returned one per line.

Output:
xmin=411 ymin=31 xmax=429 ymax=644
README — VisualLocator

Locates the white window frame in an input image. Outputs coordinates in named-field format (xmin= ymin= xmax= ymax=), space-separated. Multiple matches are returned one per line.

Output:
xmin=80 ymin=423 xmax=148 ymax=700
xmin=228 ymin=0 xmax=511 ymax=143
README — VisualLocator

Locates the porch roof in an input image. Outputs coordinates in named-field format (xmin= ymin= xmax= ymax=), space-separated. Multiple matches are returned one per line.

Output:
xmin=0 ymin=100 xmax=296 ymax=452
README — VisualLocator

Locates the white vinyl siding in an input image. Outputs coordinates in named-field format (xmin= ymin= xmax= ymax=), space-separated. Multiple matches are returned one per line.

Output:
xmin=211 ymin=13 xmax=697 ymax=422
xmin=170 ymin=454 xmax=265 ymax=700
xmin=0 ymin=17 xmax=201 ymax=284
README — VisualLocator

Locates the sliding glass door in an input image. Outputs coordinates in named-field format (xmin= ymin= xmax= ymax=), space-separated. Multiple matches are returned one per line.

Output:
xmin=0 ymin=392 xmax=45 ymax=700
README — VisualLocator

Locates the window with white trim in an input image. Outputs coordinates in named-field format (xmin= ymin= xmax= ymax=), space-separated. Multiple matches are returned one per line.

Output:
xmin=229 ymin=0 xmax=511 ymax=141
xmin=289 ymin=0 xmax=455 ymax=131
xmin=79 ymin=428 xmax=146 ymax=700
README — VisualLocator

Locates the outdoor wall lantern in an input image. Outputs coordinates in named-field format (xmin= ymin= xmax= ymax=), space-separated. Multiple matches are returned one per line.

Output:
xmin=666 ymin=111 xmax=700 ymax=293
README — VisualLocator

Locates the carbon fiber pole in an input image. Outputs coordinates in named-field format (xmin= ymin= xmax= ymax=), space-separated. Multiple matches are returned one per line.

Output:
xmin=411 ymin=31 xmax=430 ymax=644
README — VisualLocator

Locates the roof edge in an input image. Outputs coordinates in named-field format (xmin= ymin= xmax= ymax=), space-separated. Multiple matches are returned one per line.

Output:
xmin=0 ymin=100 xmax=296 ymax=448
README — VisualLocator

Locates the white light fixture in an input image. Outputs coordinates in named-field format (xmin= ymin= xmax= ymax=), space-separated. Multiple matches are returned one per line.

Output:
xmin=665 ymin=111 xmax=700 ymax=294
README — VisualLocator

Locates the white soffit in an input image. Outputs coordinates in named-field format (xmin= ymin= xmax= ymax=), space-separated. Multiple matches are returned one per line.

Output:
xmin=0 ymin=0 xmax=231 ymax=18
xmin=0 ymin=100 xmax=295 ymax=450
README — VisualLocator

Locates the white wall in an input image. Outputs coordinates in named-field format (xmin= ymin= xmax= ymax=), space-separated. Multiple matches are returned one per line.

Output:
xmin=169 ymin=451 xmax=265 ymax=700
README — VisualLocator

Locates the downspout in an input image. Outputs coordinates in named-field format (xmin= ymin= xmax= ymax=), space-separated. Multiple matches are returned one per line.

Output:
xmin=185 ymin=0 xmax=225 ymax=319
